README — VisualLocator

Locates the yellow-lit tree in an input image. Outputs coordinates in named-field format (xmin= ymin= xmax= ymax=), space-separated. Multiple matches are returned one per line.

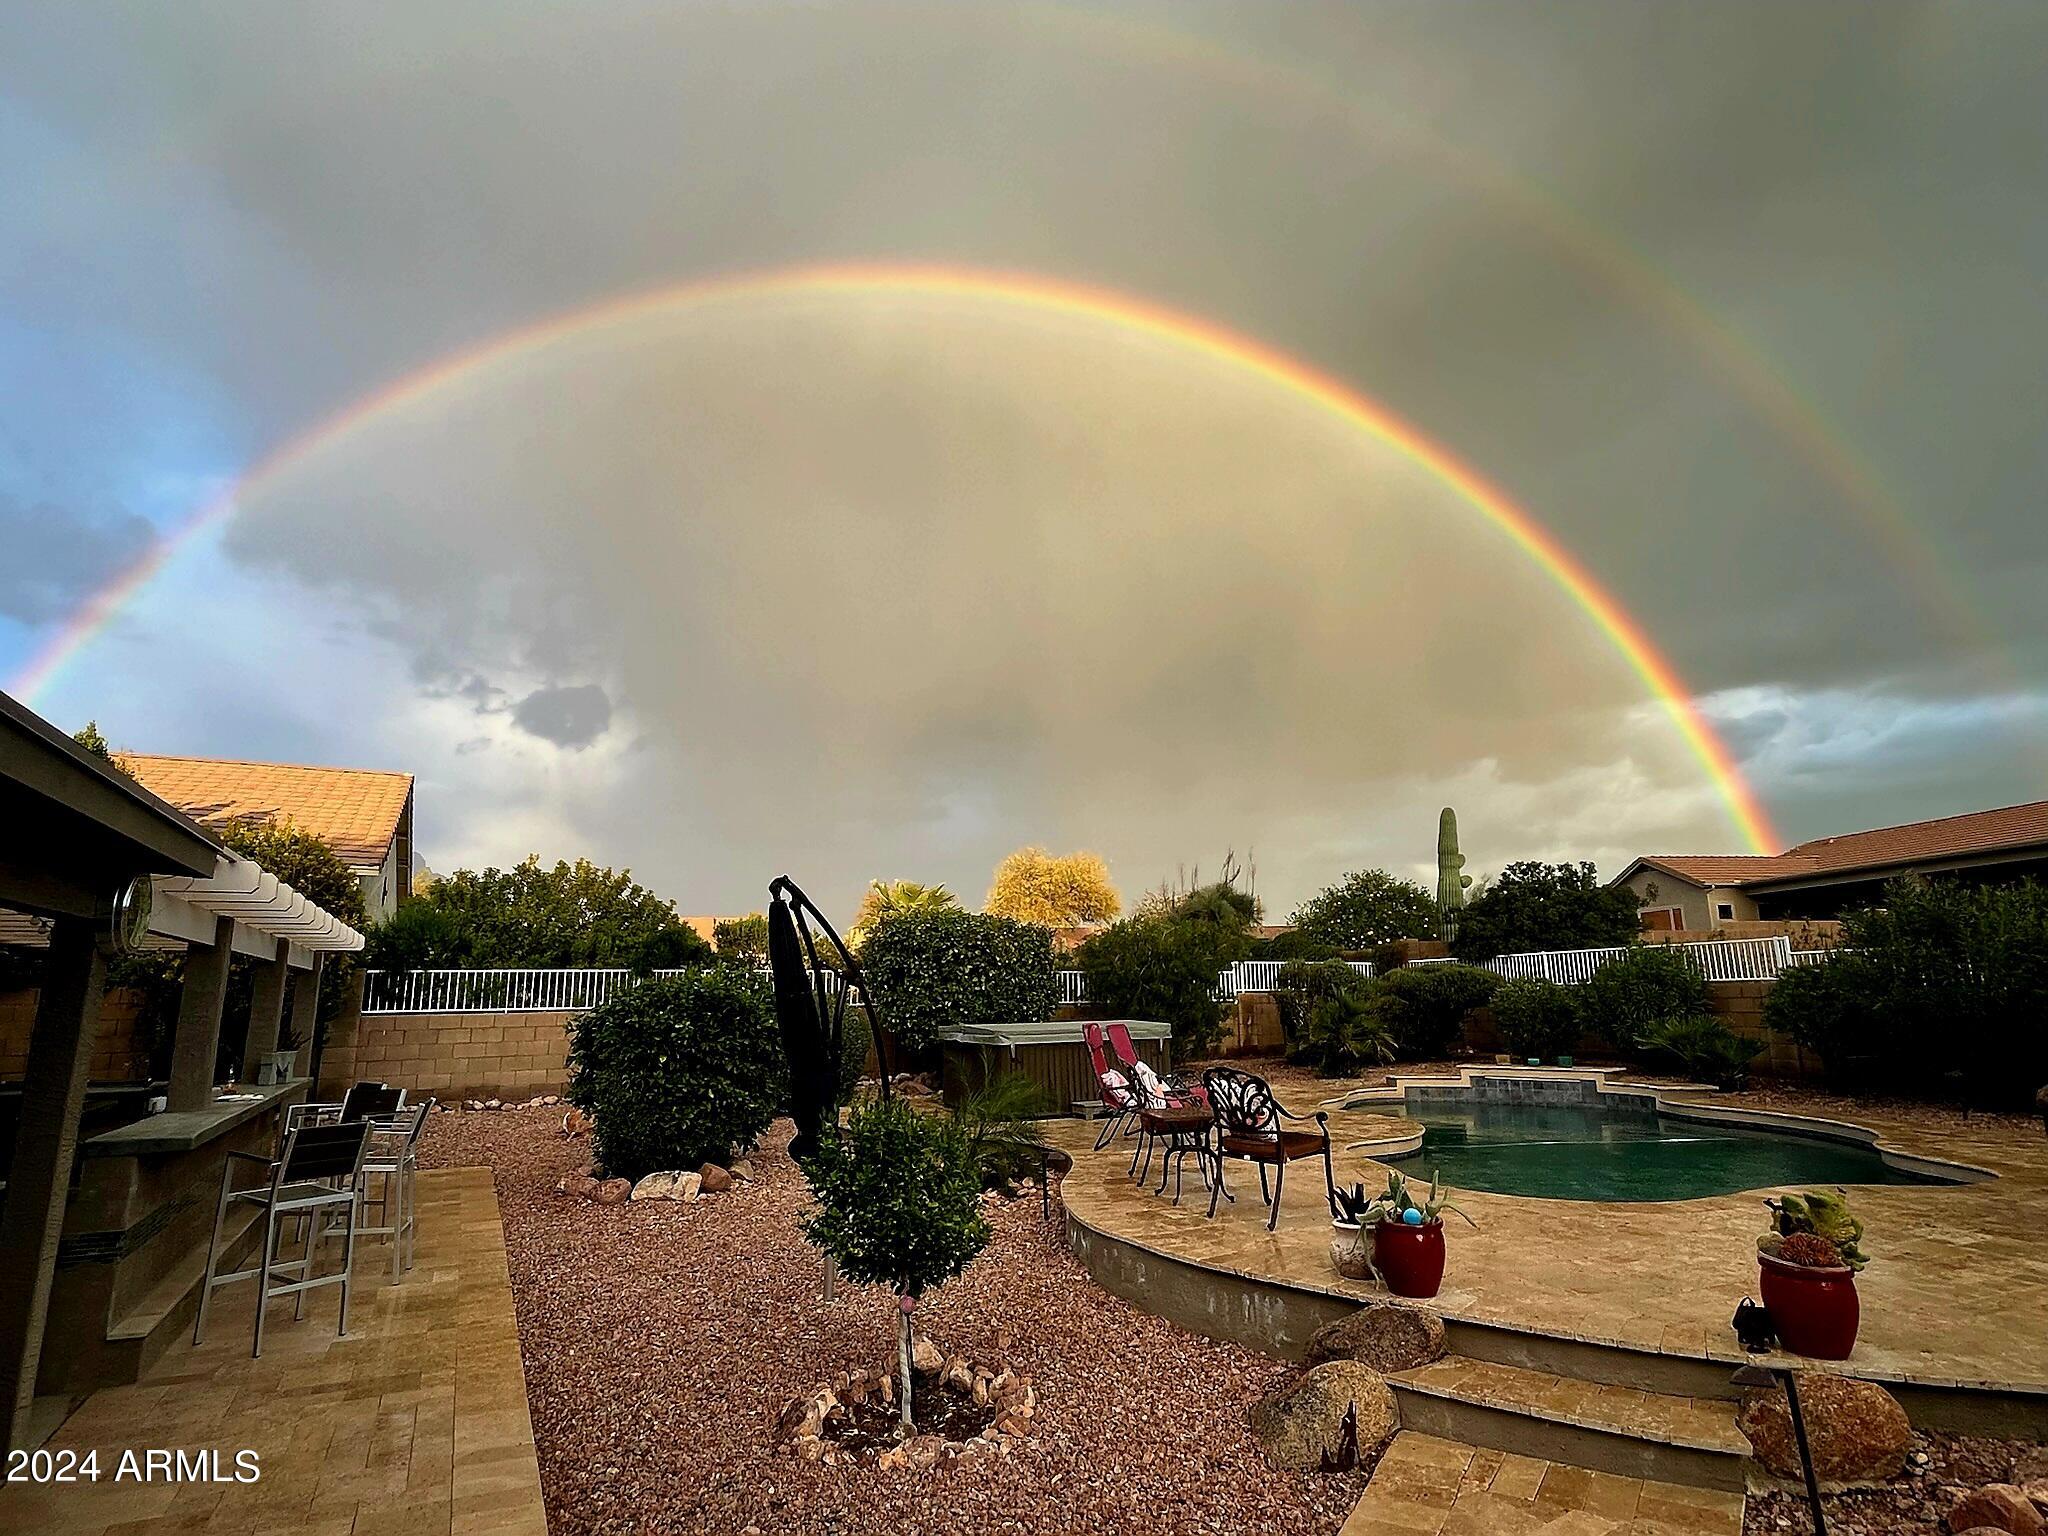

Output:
xmin=984 ymin=847 xmax=1121 ymax=928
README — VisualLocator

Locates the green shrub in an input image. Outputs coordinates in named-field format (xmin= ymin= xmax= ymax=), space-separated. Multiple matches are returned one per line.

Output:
xmin=1274 ymin=959 xmax=1364 ymax=1056
xmin=1764 ymin=878 xmax=2048 ymax=1105
xmin=798 ymin=1092 xmax=992 ymax=1426
xmin=838 ymin=1005 xmax=875 ymax=1101
xmin=1256 ymin=928 xmax=1341 ymax=962
xmin=950 ymin=1071 xmax=1050 ymax=1191
xmin=1301 ymin=989 xmax=1400 ymax=1075
xmin=1491 ymin=978 xmax=1583 ymax=1060
xmin=1076 ymin=912 xmax=1235 ymax=1057
xmin=1578 ymin=945 xmax=1708 ymax=1051
xmin=566 ymin=969 xmax=783 ymax=1181
xmin=1361 ymin=964 xmax=1500 ymax=1059
xmin=1636 ymin=1014 xmax=1761 ymax=1088
xmin=857 ymin=909 xmax=1059 ymax=1056
xmin=1451 ymin=860 xmax=1641 ymax=962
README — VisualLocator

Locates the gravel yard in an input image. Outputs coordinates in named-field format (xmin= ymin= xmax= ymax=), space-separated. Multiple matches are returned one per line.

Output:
xmin=420 ymin=1106 xmax=1368 ymax=1536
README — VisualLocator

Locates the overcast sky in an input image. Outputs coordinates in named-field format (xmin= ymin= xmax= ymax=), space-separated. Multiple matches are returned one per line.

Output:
xmin=4 ymin=1 xmax=2043 ymax=921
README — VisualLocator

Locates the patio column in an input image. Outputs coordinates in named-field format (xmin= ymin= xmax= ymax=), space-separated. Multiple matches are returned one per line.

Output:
xmin=0 ymin=916 xmax=109 ymax=1450
xmin=167 ymin=914 xmax=236 ymax=1111
xmin=241 ymin=937 xmax=291 ymax=1075
xmin=289 ymin=953 xmax=324 ymax=1079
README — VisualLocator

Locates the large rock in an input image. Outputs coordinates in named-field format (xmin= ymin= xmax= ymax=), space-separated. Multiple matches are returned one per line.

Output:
xmin=593 ymin=1177 xmax=633 ymax=1206
xmin=1949 ymin=1485 xmax=2047 ymax=1535
xmin=910 ymin=1334 xmax=944 ymax=1376
xmin=1305 ymin=1302 xmax=1447 ymax=1373
xmin=699 ymin=1163 xmax=734 ymax=1193
xmin=1737 ymin=1373 xmax=1912 ymax=1484
xmin=1249 ymin=1361 xmax=1399 ymax=1472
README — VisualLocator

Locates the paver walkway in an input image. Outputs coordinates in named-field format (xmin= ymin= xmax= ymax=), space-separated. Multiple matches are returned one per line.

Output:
xmin=1342 ymin=1430 xmax=1744 ymax=1536
xmin=0 ymin=1166 xmax=545 ymax=1536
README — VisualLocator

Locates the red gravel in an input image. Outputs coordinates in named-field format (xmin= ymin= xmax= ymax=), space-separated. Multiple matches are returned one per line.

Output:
xmin=420 ymin=1108 xmax=1368 ymax=1536
xmin=1743 ymin=1431 xmax=2043 ymax=1535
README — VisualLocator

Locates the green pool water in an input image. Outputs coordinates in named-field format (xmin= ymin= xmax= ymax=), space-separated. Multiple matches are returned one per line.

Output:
xmin=1388 ymin=1099 xmax=1948 ymax=1202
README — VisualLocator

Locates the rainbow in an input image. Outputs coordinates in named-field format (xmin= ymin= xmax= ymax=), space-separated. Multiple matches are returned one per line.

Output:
xmin=11 ymin=261 xmax=1779 ymax=852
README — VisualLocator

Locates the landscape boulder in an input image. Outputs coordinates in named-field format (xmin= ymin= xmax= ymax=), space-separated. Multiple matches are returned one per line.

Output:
xmin=1737 ymin=1373 xmax=1911 ymax=1484
xmin=593 ymin=1177 xmax=633 ymax=1206
xmin=1305 ymin=1302 xmax=1447 ymax=1373
xmin=1948 ymin=1485 xmax=2046 ymax=1536
xmin=1249 ymin=1360 xmax=1399 ymax=1472
xmin=556 ymin=1173 xmax=599 ymax=1200
xmin=699 ymin=1163 xmax=735 ymax=1194
xmin=910 ymin=1333 xmax=944 ymax=1376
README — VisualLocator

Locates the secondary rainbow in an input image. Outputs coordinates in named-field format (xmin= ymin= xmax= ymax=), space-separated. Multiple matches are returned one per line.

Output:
xmin=11 ymin=261 xmax=1780 ymax=852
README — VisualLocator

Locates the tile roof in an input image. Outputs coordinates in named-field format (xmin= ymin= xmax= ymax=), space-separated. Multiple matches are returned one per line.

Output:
xmin=1632 ymin=799 xmax=2048 ymax=889
xmin=116 ymin=753 xmax=412 ymax=869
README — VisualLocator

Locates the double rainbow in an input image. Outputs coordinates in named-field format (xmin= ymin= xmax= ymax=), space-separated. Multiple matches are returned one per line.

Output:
xmin=11 ymin=262 xmax=1779 ymax=852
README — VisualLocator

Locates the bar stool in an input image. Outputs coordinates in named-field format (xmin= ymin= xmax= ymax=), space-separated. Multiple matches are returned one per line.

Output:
xmin=195 ymin=1118 xmax=372 ymax=1357
xmin=359 ymin=1101 xmax=431 ymax=1280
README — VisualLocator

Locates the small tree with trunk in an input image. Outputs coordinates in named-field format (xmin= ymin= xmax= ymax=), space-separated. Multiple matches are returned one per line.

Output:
xmin=798 ymin=1094 xmax=989 ymax=1428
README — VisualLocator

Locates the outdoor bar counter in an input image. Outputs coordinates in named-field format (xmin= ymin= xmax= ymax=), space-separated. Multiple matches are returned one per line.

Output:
xmin=936 ymin=1019 xmax=1172 ymax=1113
xmin=42 ymin=1079 xmax=308 ymax=1394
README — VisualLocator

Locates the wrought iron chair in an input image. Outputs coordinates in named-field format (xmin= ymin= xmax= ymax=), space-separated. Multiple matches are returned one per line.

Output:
xmin=1131 ymin=1060 xmax=1227 ymax=1206
xmin=195 ymin=1118 xmax=373 ymax=1356
xmin=768 ymin=875 xmax=891 ymax=1163
xmin=1201 ymin=1066 xmax=1339 ymax=1231
xmin=357 ymin=1100 xmax=432 ymax=1280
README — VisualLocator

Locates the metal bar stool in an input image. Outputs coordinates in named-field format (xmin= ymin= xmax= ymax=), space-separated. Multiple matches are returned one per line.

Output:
xmin=358 ymin=1101 xmax=431 ymax=1280
xmin=194 ymin=1118 xmax=372 ymax=1357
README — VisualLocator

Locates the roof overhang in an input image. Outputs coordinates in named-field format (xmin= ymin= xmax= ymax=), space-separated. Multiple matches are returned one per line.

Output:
xmin=1740 ymin=842 xmax=2048 ymax=895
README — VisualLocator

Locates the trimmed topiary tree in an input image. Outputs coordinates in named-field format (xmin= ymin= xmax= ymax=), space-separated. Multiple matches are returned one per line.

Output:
xmin=799 ymin=1093 xmax=991 ymax=1427
xmin=857 ymin=908 xmax=1059 ymax=1056
xmin=1490 ymin=978 xmax=1583 ymax=1061
xmin=1578 ymin=944 xmax=1709 ymax=1052
xmin=566 ymin=969 xmax=783 ymax=1181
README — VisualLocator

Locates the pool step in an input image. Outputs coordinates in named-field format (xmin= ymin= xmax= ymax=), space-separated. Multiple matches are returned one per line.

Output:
xmin=1385 ymin=1357 xmax=1751 ymax=1492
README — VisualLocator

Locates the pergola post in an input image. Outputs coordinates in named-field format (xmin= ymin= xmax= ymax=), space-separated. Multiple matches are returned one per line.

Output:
xmin=241 ymin=936 xmax=292 ymax=1077
xmin=0 ymin=917 xmax=109 ymax=1450
xmin=288 ymin=953 xmax=324 ymax=1079
xmin=167 ymin=914 xmax=236 ymax=1110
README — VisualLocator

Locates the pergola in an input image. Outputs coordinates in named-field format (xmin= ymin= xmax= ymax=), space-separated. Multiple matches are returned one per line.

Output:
xmin=0 ymin=690 xmax=363 ymax=1449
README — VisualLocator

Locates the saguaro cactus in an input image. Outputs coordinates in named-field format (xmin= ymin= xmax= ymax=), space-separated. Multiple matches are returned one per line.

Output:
xmin=1435 ymin=808 xmax=1472 ymax=939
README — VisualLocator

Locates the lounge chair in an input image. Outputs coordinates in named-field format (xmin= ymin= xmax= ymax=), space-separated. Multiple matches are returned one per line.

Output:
xmin=1083 ymin=1021 xmax=1139 ymax=1150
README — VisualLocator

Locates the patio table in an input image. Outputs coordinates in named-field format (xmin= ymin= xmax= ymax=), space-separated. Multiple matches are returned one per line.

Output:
xmin=1136 ymin=1102 xmax=1224 ymax=1207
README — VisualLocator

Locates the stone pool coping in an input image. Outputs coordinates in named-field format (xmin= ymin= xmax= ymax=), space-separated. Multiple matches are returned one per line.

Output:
xmin=1326 ymin=1066 xmax=1999 ymax=1186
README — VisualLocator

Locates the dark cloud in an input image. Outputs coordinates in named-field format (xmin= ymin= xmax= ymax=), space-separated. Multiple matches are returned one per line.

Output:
xmin=511 ymin=684 xmax=611 ymax=750
xmin=0 ymin=497 xmax=154 ymax=624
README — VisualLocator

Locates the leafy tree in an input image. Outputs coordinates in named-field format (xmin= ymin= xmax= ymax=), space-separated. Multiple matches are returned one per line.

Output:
xmin=72 ymin=720 xmax=120 ymax=765
xmin=799 ymin=1093 xmax=990 ymax=1426
xmin=712 ymin=913 xmax=769 ymax=966
xmin=1359 ymin=964 xmax=1500 ymax=1058
xmin=1273 ymin=959 xmax=1365 ymax=1057
xmin=363 ymin=856 xmax=710 ymax=972
xmin=1290 ymin=869 xmax=1439 ymax=950
xmin=847 ymin=879 xmax=959 ymax=950
xmin=1490 ymin=978 xmax=1585 ymax=1061
xmin=857 ymin=909 xmax=1059 ymax=1055
xmin=984 ymin=847 xmax=1121 ymax=927
xmin=1450 ymin=860 xmax=1642 ymax=961
xmin=566 ymin=969 xmax=783 ymax=1179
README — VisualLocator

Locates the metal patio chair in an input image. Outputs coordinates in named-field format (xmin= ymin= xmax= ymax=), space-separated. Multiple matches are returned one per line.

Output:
xmin=1201 ymin=1065 xmax=1339 ymax=1232
xmin=357 ymin=1100 xmax=432 ymax=1280
xmin=195 ymin=1118 xmax=373 ymax=1356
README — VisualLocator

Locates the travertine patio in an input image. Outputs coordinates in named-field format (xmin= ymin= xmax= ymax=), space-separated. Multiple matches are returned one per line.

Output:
xmin=0 ymin=1166 xmax=545 ymax=1536
xmin=1055 ymin=1081 xmax=2048 ymax=1402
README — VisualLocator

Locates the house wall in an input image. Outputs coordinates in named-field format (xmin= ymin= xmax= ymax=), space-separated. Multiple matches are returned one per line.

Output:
xmin=1618 ymin=871 xmax=1760 ymax=931
xmin=319 ymin=1006 xmax=578 ymax=1102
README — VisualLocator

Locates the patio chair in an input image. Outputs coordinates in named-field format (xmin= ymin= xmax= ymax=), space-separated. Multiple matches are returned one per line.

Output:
xmin=1201 ymin=1066 xmax=1339 ymax=1231
xmin=1105 ymin=1021 xmax=1207 ymax=1106
xmin=194 ymin=1118 xmax=373 ymax=1357
xmin=282 ymin=1081 xmax=405 ymax=1144
xmin=357 ymin=1101 xmax=432 ymax=1280
xmin=1082 ymin=1022 xmax=1139 ymax=1150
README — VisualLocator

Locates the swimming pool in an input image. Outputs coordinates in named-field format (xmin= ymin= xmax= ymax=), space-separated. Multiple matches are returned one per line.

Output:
xmin=1385 ymin=1091 xmax=1956 ymax=1202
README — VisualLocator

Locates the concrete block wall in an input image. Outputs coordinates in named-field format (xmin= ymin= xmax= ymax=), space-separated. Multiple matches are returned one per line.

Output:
xmin=320 ymin=1008 xmax=580 ymax=1101
xmin=0 ymin=987 xmax=153 ymax=1082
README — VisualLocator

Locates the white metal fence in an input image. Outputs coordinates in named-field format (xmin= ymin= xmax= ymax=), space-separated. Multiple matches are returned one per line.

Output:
xmin=1394 ymin=935 xmax=1816 ymax=985
xmin=361 ymin=965 xmax=855 ymax=1014
xmin=1052 ymin=958 xmax=1375 ymax=1004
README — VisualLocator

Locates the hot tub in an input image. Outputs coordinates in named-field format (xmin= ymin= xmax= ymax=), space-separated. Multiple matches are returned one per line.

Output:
xmin=936 ymin=1019 xmax=1172 ymax=1115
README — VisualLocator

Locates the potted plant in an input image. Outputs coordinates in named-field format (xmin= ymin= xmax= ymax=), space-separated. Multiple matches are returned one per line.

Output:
xmin=1329 ymin=1183 xmax=1375 ymax=1280
xmin=1757 ymin=1188 xmax=1867 ymax=1359
xmin=1361 ymin=1169 xmax=1475 ymax=1299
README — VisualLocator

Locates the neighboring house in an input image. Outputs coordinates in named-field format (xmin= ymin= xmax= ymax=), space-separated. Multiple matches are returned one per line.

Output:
xmin=117 ymin=753 xmax=416 ymax=921
xmin=1614 ymin=799 xmax=2048 ymax=925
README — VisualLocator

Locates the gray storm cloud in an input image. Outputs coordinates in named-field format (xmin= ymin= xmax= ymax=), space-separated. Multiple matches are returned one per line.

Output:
xmin=512 ymin=684 xmax=612 ymax=750
xmin=0 ymin=497 xmax=154 ymax=624
xmin=6 ymin=0 xmax=2045 ymax=913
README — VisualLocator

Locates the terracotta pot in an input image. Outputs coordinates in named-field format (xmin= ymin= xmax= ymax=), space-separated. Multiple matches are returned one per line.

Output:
xmin=1372 ymin=1218 xmax=1446 ymax=1299
xmin=1759 ymin=1251 xmax=1859 ymax=1359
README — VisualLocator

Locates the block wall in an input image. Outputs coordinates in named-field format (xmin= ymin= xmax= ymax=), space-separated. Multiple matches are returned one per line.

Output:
xmin=0 ymin=987 xmax=154 ymax=1082
xmin=320 ymin=1008 xmax=579 ymax=1101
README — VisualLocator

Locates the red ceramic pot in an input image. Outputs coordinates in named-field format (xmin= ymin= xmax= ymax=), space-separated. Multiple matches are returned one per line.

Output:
xmin=1759 ymin=1251 xmax=1859 ymax=1360
xmin=1373 ymin=1219 xmax=1447 ymax=1299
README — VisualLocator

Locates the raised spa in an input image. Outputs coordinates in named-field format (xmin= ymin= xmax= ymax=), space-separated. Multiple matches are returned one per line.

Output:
xmin=1375 ymin=1075 xmax=1973 ymax=1202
